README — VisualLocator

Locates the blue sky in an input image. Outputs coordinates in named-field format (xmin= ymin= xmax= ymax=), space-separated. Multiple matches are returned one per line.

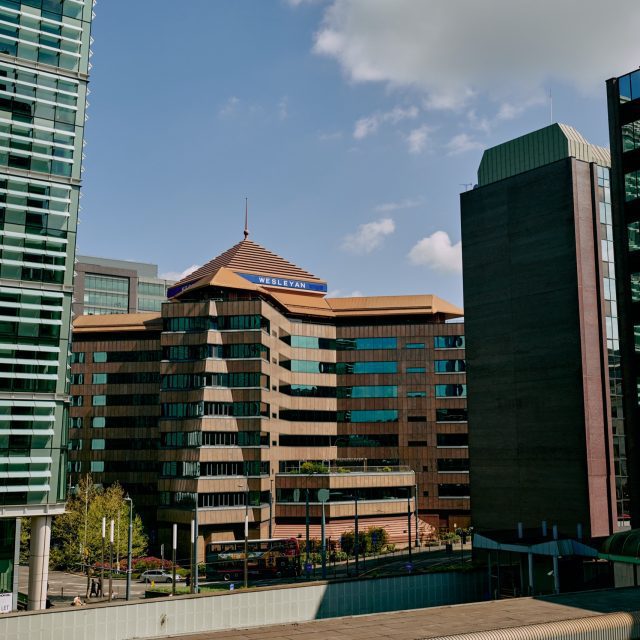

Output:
xmin=80 ymin=0 xmax=640 ymax=307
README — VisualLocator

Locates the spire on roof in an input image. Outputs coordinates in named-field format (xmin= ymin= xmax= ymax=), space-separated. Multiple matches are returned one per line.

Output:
xmin=244 ymin=197 xmax=249 ymax=240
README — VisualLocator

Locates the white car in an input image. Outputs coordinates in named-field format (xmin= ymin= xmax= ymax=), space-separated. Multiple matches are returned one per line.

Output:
xmin=139 ymin=570 xmax=178 ymax=583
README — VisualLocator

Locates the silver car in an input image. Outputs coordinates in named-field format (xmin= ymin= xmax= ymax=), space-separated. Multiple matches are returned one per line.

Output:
xmin=139 ymin=569 xmax=175 ymax=583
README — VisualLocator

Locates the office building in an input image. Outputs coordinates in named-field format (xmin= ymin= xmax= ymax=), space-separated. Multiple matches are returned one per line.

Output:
xmin=461 ymin=123 xmax=619 ymax=541
xmin=0 ymin=0 xmax=93 ymax=611
xmin=69 ymin=235 xmax=467 ymax=559
xmin=607 ymin=68 xmax=640 ymax=528
xmin=73 ymin=255 xmax=175 ymax=316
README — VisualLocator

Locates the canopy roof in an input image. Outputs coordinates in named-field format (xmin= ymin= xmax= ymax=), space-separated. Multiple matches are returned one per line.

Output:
xmin=600 ymin=529 xmax=640 ymax=564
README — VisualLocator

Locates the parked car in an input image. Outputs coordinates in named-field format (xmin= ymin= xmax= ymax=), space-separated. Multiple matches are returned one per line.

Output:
xmin=139 ymin=570 xmax=180 ymax=584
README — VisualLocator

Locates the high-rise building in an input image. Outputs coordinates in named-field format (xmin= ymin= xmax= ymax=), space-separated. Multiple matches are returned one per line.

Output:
xmin=0 ymin=0 xmax=94 ymax=611
xmin=73 ymin=255 xmax=175 ymax=316
xmin=68 ymin=235 xmax=468 ymax=559
xmin=607 ymin=68 xmax=640 ymax=528
xmin=461 ymin=123 xmax=620 ymax=541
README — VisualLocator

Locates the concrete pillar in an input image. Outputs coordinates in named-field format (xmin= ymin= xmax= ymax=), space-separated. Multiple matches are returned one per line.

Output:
xmin=527 ymin=552 xmax=534 ymax=595
xmin=12 ymin=519 xmax=21 ymax=612
xmin=28 ymin=515 xmax=52 ymax=610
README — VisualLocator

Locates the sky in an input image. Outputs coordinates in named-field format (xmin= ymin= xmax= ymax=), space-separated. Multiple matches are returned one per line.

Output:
xmin=80 ymin=0 xmax=640 ymax=307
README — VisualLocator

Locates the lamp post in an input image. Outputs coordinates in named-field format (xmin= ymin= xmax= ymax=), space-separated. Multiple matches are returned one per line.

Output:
xmin=109 ymin=519 xmax=114 ymax=601
xmin=317 ymin=489 xmax=330 ymax=580
xmin=354 ymin=493 xmax=359 ymax=576
xmin=190 ymin=519 xmax=195 ymax=594
xmin=172 ymin=523 xmax=177 ymax=597
xmin=244 ymin=488 xmax=249 ymax=589
xmin=305 ymin=487 xmax=310 ymax=571
xmin=269 ymin=479 xmax=273 ymax=540
xmin=101 ymin=517 xmax=105 ymax=600
xmin=414 ymin=481 xmax=420 ymax=548
xmin=124 ymin=495 xmax=133 ymax=601
xmin=194 ymin=506 xmax=199 ymax=594
xmin=407 ymin=488 xmax=413 ymax=564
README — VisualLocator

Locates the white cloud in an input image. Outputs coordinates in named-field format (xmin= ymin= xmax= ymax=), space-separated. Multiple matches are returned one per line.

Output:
xmin=353 ymin=105 xmax=418 ymax=139
xmin=218 ymin=96 xmax=240 ymax=117
xmin=374 ymin=197 xmax=423 ymax=213
xmin=160 ymin=264 xmax=200 ymax=282
xmin=317 ymin=130 xmax=343 ymax=141
xmin=341 ymin=218 xmax=395 ymax=254
xmin=313 ymin=1 xmax=640 ymax=108
xmin=406 ymin=125 xmax=430 ymax=154
xmin=327 ymin=289 xmax=365 ymax=298
xmin=408 ymin=231 xmax=462 ymax=273
xmin=446 ymin=133 xmax=484 ymax=155
xmin=278 ymin=96 xmax=289 ymax=120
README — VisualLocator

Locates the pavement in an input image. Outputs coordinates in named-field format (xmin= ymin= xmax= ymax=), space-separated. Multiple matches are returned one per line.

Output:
xmin=155 ymin=586 xmax=640 ymax=640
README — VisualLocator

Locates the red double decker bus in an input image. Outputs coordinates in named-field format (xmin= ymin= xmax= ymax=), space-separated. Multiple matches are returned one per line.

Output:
xmin=205 ymin=537 xmax=301 ymax=581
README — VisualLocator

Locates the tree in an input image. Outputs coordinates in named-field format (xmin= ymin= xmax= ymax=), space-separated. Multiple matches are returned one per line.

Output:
xmin=48 ymin=475 xmax=148 ymax=571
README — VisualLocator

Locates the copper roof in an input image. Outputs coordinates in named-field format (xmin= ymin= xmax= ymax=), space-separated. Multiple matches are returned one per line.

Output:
xmin=73 ymin=312 xmax=162 ymax=333
xmin=326 ymin=294 xmax=463 ymax=319
xmin=173 ymin=239 xmax=326 ymax=290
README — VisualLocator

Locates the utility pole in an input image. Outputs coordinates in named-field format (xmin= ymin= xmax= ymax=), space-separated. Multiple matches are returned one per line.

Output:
xmin=109 ymin=519 xmax=114 ymax=601
xmin=172 ymin=524 xmax=177 ymax=597
xmin=125 ymin=495 xmax=133 ymax=601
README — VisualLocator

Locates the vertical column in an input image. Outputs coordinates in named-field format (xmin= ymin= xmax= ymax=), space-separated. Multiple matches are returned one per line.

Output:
xmin=11 ymin=519 xmax=21 ymax=612
xmin=28 ymin=515 xmax=52 ymax=611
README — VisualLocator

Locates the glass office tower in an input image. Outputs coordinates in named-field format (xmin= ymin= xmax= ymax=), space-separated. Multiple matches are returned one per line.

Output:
xmin=0 ymin=0 xmax=93 ymax=611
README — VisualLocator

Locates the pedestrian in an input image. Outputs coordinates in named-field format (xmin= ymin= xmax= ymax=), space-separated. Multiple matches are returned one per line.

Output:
xmin=97 ymin=578 xmax=103 ymax=598
xmin=185 ymin=574 xmax=191 ymax=588
xmin=72 ymin=595 xmax=84 ymax=607
xmin=89 ymin=580 xmax=97 ymax=598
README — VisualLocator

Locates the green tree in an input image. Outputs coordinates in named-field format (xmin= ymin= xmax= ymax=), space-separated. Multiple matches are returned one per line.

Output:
xmin=49 ymin=475 xmax=148 ymax=571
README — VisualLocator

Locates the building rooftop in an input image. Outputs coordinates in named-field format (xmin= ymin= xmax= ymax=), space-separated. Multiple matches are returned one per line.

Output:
xmin=477 ymin=123 xmax=611 ymax=186
xmin=73 ymin=312 xmax=162 ymax=333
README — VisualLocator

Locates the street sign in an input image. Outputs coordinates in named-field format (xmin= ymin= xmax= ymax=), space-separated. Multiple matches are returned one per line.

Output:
xmin=305 ymin=562 xmax=313 ymax=574
xmin=317 ymin=489 xmax=330 ymax=503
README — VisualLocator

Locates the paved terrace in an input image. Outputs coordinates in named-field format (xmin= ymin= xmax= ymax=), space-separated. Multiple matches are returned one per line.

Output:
xmin=164 ymin=587 xmax=640 ymax=640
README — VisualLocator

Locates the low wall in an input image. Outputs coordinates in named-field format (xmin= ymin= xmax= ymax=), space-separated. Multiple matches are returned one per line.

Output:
xmin=0 ymin=570 xmax=485 ymax=640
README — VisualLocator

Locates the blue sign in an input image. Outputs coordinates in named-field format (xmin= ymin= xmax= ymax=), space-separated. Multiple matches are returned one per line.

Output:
xmin=167 ymin=279 xmax=199 ymax=299
xmin=238 ymin=273 xmax=327 ymax=293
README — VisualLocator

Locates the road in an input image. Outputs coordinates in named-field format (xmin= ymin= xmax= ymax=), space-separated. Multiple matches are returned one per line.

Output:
xmin=18 ymin=545 xmax=472 ymax=605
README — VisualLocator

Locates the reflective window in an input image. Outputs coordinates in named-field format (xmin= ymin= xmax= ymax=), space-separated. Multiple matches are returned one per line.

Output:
xmin=337 ymin=337 xmax=396 ymax=350
xmin=90 ymin=439 xmax=105 ymax=450
xmin=336 ymin=361 xmax=397 ymax=374
xmin=407 ymin=367 xmax=426 ymax=373
xmin=337 ymin=385 xmax=397 ymax=398
xmin=280 ymin=384 xmax=336 ymax=398
xmin=622 ymin=120 xmax=640 ymax=152
xmin=91 ymin=417 xmax=105 ymax=428
xmin=287 ymin=335 xmax=336 ymax=350
xmin=90 ymin=461 xmax=104 ymax=472
xmin=625 ymin=170 xmax=640 ymax=202
xmin=632 ymin=273 xmax=640 ymax=302
xmin=629 ymin=222 xmax=640 ymax=252
xmin=405 ymin=342 xmax=425 ymax=349
xmin=281 ymin=359 xmax=336 ymax=374
xmin=407 ymin=390 xmax=426 ymax=398
xmin=434 ymin=335 xmax=465 ymax=349
xmin=436 ymin=409 xmax=468 ymax=422
xmin=92 ymin=373 xmax=107 ymax=385
xmin=337 ymin=410 xmax=398 ymax=423
xmin=435 ymin=384 xmax=467 ymax=398
xmin=434 ymin=359 xmax=466 ymax=373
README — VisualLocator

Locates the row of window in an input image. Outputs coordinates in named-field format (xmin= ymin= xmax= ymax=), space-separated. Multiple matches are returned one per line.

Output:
xmin=160 ymin=460 xmax=269 ymax=478
xmin=283 ymin=335 xmax=465 ymax=350
xmin=71 ymin=416 xmax=158 ymax=429
xmin=163 ymin=342 xmax=269 ymax=362
xmin=160 ymin=372 xmax=267 ymax=391
xmin=70 ymin=438 xmax=158 ymax=451
xmin=277 ymin=486 xmax=411 ymax=503
xmin=163 ymin=314 xmax=269 ymax=333
xmin=138 ymin=281 xmax=166 ymax=297
xmin=88 ymin=372 xmax=160 ymax=386
xmin=1 ymin=1 xmax=86 ymax=21
xmin=90 ymin=394 xmax=159 ymax=407
xmin=161 ymin=401 xmax=269 ymax=419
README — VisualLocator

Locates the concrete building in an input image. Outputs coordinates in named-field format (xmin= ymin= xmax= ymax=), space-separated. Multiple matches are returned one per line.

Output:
xmin=461 ymin=123 xmax=620 ymax=541
xmin=68 ymin=235 xmax=468 ymax=559
xmin=0 ymin=0 xmax=93 ymax=611
xmin=73 ymin=255 xmax=175 ymax=316
xmin=607 ymin=68 xmax=640 ymax=529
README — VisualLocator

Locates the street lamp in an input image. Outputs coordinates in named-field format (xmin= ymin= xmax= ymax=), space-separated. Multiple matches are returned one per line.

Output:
xmin=109 ymin=519 xmax=114 ymax=601
xmin=407 ymin=488 xmax=413 ymax=565
xmin=238 ymin=482 xmax=249 ymax=589
xmin=101 ymin=517 xmax=106 ymax=600
xmin=124 ymin=495 xmax=133 ymax=601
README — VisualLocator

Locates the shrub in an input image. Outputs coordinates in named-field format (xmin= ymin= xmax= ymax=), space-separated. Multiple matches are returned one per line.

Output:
xmin=299 ymin=461 xmax=329 ymax=474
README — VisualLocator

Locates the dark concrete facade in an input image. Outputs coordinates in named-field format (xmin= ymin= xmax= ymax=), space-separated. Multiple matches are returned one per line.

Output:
xmin=461 ymin=147 xmax=617 ymax=539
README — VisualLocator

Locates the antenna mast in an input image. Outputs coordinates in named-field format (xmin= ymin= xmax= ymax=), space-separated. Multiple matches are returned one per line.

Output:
xmin=244 ymin=197 xmax=249 ymax=239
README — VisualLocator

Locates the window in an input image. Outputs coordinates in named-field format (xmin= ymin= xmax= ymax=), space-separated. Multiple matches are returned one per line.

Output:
xmin=436 ymin=409 xmax=468 ymax=422
xmin=408 ymin=415 xmax=426 ymax=422
xmin=70 ymin=395 xmax=82 ymax=407
xmin=632 ymin=273 xmax=640 ymax=302
xmin=280 ymin=384 xmax=336 ymax=398
xmin=93 ymin=352 xmax=107 ymax=363
xmin=437 ymin=458 xmax=469 ymax=472
xmin=337 ymin=410 xmax=398 ymax=423
xmin=70 ymin=352 xmax=84 ymax=364
xmin=629 ymin=222 xmax=640 ymax=252
xmin=337 ymin=337 xmax=397 ymax=350
xmin=434 ymin=359 xmax=466 ymax=373
xmin=91 ymin=439 xmax=105 ymax=450
xmin=407 ymin=390 xmax=426 ymax=398
xmin=438 ymin=484 xmax=470 ymax=498
xmin=91 ymin=417 xmax=105 ymax=429
xmin=287 ymin=336 xmax=336 ymax=349
xmin=281 ymin=360 xmax=336 ymax=374
xmin=70 ymin=417 xmax=82 ymax=428
xmin=437 ymin=433 xmax=468 ymax=447
xmin=336 ymin=361 xmax=397 ymax=374
xmin=625 ymin=170 xmax=640 ymax=202
xmin=279 ymin=409 xmax=336 ymax=422
xmin=407 ymin=367 xmax=425 ymax=374
xmin=434 ymin=336 xmax=465 ymax=349
xmin=405 ymin=343 xmax=424 ymax=349
xmin=435 ymin=384 xmax=467 ymax=398
xmin=92 ymin=395 xmax=106 ymax=406
xmin=337 ymin=385 xmax=397 ymax=399
xmin=90 ymin=461 xmax=104 ymax=473
xmin=92 ymin=373 xmax=107 ymax=385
